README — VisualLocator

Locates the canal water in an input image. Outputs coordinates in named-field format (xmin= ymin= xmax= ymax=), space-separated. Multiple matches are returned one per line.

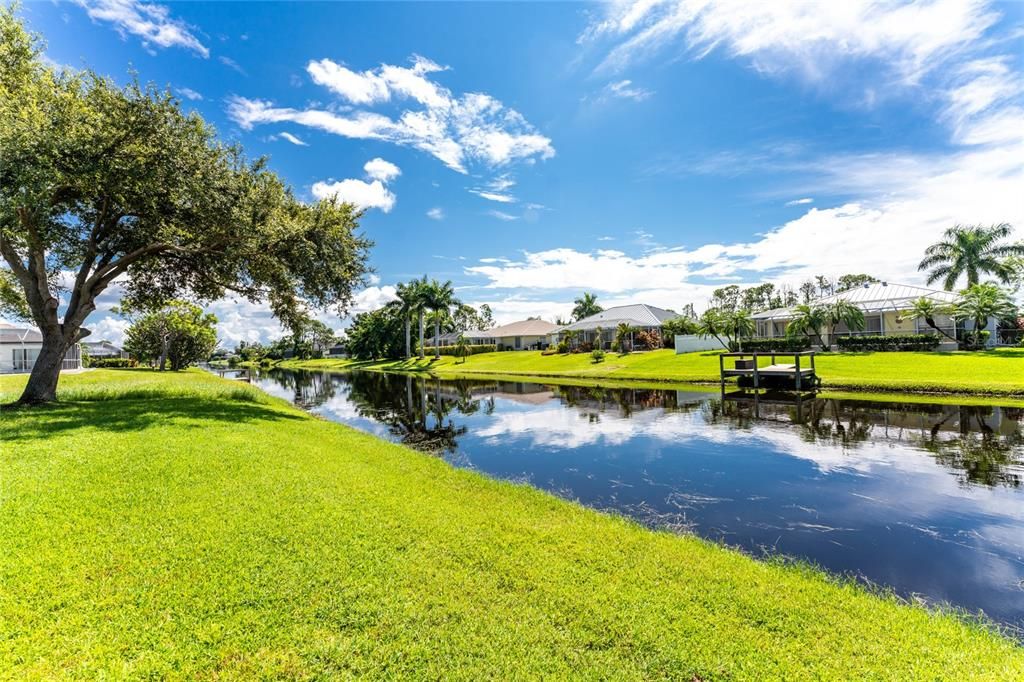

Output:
xmin=252 ymin=368 xmax=1024 ymax=629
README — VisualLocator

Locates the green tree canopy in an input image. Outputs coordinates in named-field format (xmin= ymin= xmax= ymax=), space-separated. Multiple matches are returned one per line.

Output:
xmin=571 ymin=292 xmax=602 ymax=321
xmin=0 ymin=7 xmax=371 ymax=403
xmin=123 ymin=301 xmax=218 ymax=371
xmin=919 ymin=224 xmax=1023 ymax=290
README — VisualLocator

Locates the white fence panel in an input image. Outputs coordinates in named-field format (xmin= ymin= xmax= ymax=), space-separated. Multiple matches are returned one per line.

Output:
xmin=674 ymin=335 xmax=725 ymax=354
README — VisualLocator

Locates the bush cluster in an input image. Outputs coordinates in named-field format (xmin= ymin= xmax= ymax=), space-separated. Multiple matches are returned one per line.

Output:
xmin=835 ymin=334 xmax=941 ymax=351
xmin=87 ymin=357 xmax=137 ymax=368
xmin=590 ymin=349 xmax=606 ymax=363
xmin=421 ymin=344 xmax=496 ymax=357
xmin=741 ymin=337 xmax=811 ymax=352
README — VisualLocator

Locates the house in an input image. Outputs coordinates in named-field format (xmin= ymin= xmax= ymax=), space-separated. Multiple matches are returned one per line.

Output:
xmin=553 ymin=304 xmax=679 ymax=348
xmin=81 ymin=339 xmax=127 ymax=360
xmin=0 ymin=322 xmax=82 ymax=373
xmin=751 ymin=281 xmax=999 ymax=348
xmin=429 ymin=320 xmax=560 ymax=350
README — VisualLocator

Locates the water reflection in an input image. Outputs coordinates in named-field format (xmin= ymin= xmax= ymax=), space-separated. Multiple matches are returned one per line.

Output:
xmin=252 ymin=368 xmax=1024 ymax=628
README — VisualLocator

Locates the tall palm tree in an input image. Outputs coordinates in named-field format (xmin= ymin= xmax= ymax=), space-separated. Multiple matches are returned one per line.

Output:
xmin=413 ymin=275 xmax=432 ymax=360
xmin=919 ymin=223 xmax=1024 ymax=290
xmin=728 ymin=310 xmax=756 ymax=352
xmin=571 ymin=292 xmax=602 ymax=321
xmin=395 ymin=280 xmax=420 ymax=360
xmin=821 ymin=300 xmax=865 ymax=350
xmin=424 ymin=279 xmax=459 ymax=360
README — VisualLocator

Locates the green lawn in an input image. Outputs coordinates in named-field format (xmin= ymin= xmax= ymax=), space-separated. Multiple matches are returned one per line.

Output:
xmin=1 ymin=369 xmax=1021 ymax=678
xmin=281 ymin=347 xmax=1024 ymax=396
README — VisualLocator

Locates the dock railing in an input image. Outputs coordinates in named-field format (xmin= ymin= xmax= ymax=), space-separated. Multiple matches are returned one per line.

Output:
xmin=719 ymin=351 xmax=817 ymax=391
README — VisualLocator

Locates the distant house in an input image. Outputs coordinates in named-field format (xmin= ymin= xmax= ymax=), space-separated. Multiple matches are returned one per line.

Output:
xmin=751 ymin=281 xmax=1000 ymax=348
xmin=0 ymin=322 xmax=81 ymax=373
xmin=81 ymin=339 xmax=127 ymax=360
xmin=554 ymin=304 xmax=679 ymax=347
xmin=430 ymin=319 xmax=559 ymax=351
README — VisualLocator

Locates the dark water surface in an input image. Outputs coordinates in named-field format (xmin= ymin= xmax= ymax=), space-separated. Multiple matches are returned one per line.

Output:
xmin=253 ymin=368 xmax=1024 ymax=629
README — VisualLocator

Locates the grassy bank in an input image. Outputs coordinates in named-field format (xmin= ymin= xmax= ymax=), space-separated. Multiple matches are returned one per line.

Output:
xmin=279 ymin=347 xmax=1024 ymax=396
xmin=1 ymin=369 xmax=1022 ymax=678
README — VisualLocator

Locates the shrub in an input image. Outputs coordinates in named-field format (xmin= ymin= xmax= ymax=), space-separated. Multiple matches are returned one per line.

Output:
xmin=590 ymin=349 xmax=605 ymax=363
xmin=742 ymin=337 xmax=811 ymax=352
xmin=420 ymin=344 xmax=496 ymax=357
xmin=556 ymin=339 xmax=569 ymax=354
xmin=636 ymin=329 xmax=663 ymax=350
xmin=835 ymin=334 xmax=941 ymax=352
xmin=87 ymin=357 xmax=137 ymax=368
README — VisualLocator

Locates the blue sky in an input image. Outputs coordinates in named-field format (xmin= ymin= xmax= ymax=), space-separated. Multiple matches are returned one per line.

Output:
xmin=22 ymin=1 xmax=1024 ymax=345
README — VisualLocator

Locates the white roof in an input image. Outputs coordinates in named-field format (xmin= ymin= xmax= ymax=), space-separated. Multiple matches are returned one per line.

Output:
xmin=559 ymin=304 xmax=678 ymax=332
xmin=752 ymin=282 xmax=958 ymax=319
xmin=488 ymin=319 xmax=559 ymax=337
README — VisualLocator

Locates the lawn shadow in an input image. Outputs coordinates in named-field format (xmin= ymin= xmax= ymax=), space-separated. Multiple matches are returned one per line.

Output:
xmin=1 ymin=395 xmax=304 ymax=443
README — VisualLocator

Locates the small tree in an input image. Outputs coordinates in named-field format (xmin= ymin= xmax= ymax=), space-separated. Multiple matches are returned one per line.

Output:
xmin=955 ymin=283 xmax=1016 ymax=350
xmin=786 ymin=304 xmax=827 ymax=348
xmin=821 ymin=300 xmax=865 ymax=350
xmin=898 ymin=297 xmax=958 ymax=341
xmin=454 ymin=333 xmax=469 ymax=364
xmin=697 ymin=310 xmax=729 ymax=350
xmin=123 ymin=301 xmax=217 ymax=371
xmin=613 ymin=322 xmax=635 ymax=354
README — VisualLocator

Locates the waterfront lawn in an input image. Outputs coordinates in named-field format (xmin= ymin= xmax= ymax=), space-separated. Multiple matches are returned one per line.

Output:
xmin=295 ymin=347 xmax=1024 ymax=395
xmin=1 ymin=369 xmax=1022 ymax=678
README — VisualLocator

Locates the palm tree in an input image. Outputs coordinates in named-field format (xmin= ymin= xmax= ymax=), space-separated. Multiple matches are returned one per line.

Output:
xmin=919 ymin=223 xmax=1024 ymax=290
xmin=697 ymin=310 xmax=729 ymax=350
xmin=614 ymin=322 xmax=636 ymax=354
xmin=424 ymin=279 xmax=459 ymax=360
xmin=454 ymin=333 xmax=469 ymax=364
xmin=821 ymin=300 xmax=865 ymax=350
xmin=728 ymin=310 xmax=756 ymax=351
xmin=395 ymin=280 xmax=420 ymax=360
xmin=786 ymin=304 xmax=827 ymax=348
xmin=955 ymin=283 xmax=1016 ymax=349
xmin=899 ymin=297 xmax=957 ymax=341
xmin=413 ymin=275 xmax=432 ymax=360
xmin=571 ymin=292 xmax=602 ymax=321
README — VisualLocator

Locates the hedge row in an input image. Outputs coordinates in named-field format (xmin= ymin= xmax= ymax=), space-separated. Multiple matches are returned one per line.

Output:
xmin=421 ymin=344 xmax=496 ymax=356
xmin=835 ymin=334 xmax=941 ymax=351
xmin=740 ymin=337 xmax=811 ymax=352
xmin=86 ymin=357 xmax=137 ymax=368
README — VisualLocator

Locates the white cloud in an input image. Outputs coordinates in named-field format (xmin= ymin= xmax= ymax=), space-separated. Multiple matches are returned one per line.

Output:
xmin=219 ymin=56 xmax=246 ymax=75
xmin=85 ymin=316 xmax=131 ymax=346
xmin=472 ymin=190 xmax=516 ymax=203
xmin=311 ymin=179 xmax=396 ymax=212
xmin=604 ymin=79 xmax=654 ymax=101
xmin=277 ymin=132 xmax=307 ymax=146
xmin=177 ymin=87 xmax=203 ymax=101
xmin=585 ymin=0 xmax=1000 ymax=87
xmin=226 ymin=55 xmax=554 ymax=177
xmin=364 ymin=157 xmax=401 ymax=182
xmin=426 ymin=207 xmax=445 ymax=220
xmin=487 ymin=210 xmax=518 ymax=221
xmin=785 ymin=197 xmax=813 ymax=206
xmin=311 ymin=158 xmax=401 ymax=212
xmin=73 ymin=0 xmax=209 ymax=57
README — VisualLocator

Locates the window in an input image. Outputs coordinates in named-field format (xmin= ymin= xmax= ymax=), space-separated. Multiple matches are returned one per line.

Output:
xmin=12 ymin=348 xmax=39 ymax=372
xmin=514 ymin=336 xmax=522 ymax=349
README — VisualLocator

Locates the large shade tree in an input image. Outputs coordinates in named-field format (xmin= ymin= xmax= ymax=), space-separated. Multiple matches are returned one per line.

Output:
xmin=122 ymin=300 xmax=218 ymax=371
xmin=918 ymin=223 xmax=1024 ymax=290
xmin=0 ymin=9 xmax=371 ymax=403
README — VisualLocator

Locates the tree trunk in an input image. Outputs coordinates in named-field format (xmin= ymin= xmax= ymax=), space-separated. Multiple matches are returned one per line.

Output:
xmin=418 ymin=311 xmax=425 ymax=359
xmin=159 ymin=334 xmax=170 ymax=371
xmin=16 ymin=332 xmax=70 ymax=405
xmin=405 ymin=318 xmax=411 ymax=359
xmin=434 ymin=316 xmax=441 ymax=360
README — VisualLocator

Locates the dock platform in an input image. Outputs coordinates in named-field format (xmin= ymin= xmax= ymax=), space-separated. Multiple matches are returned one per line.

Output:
xmin=719 ymin=351 xmax=818 ymax=391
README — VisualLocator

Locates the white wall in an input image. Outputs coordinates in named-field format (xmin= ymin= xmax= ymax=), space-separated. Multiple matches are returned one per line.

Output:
xmin=674 ymin=335 xmax=726 ymax=354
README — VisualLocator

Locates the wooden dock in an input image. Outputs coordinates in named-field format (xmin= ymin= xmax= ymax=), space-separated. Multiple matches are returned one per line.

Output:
xmin=719 ymin=351 xmax=818 ymax=391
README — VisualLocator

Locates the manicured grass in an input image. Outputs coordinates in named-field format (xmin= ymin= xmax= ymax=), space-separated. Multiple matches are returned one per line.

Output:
xmin=1 ymin=369 xmax=1021 ymax=678
xmin=282 ymin=347 xmax=1024 ymax=396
